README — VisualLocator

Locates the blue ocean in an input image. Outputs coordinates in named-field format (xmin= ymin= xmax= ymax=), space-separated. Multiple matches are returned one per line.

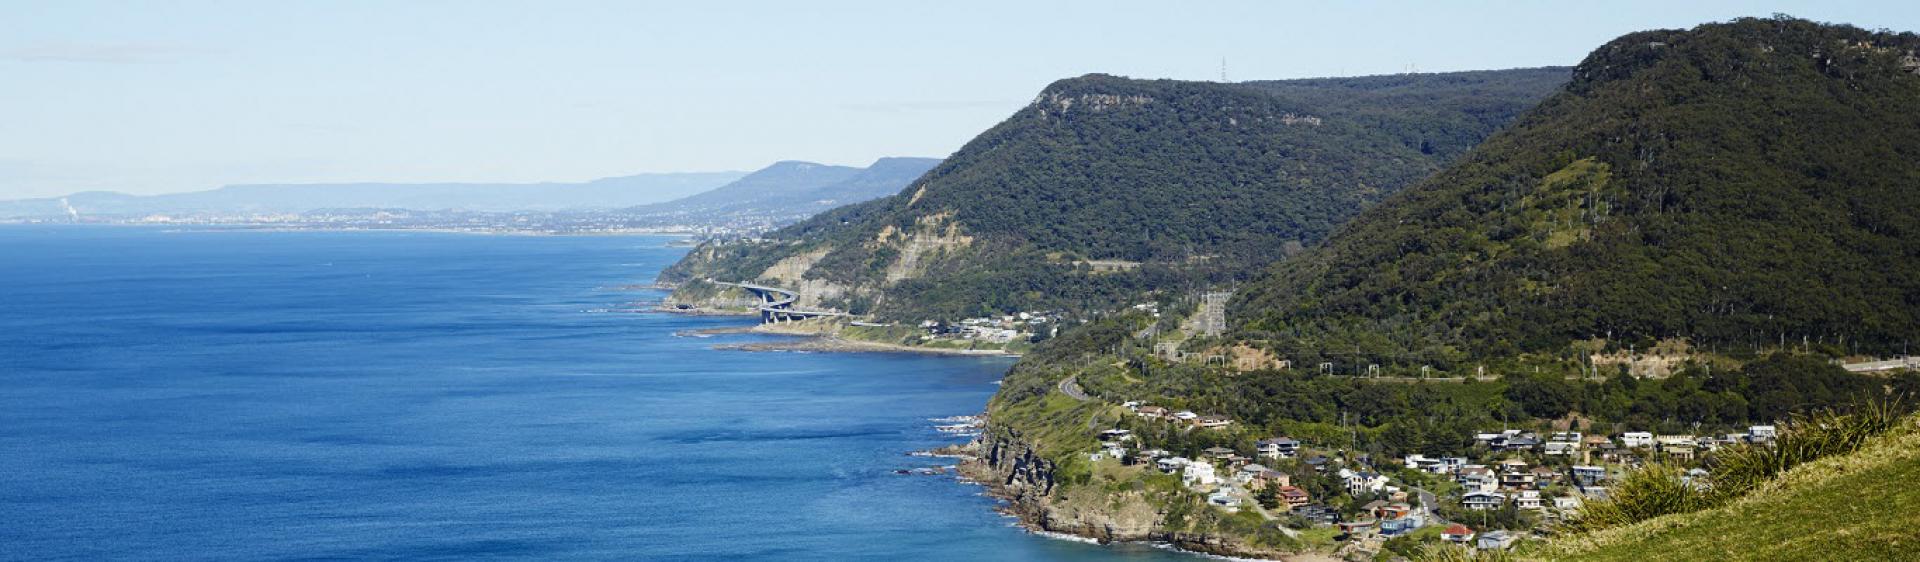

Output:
xmin=0 ymin=227 xmax=1195 ymax=561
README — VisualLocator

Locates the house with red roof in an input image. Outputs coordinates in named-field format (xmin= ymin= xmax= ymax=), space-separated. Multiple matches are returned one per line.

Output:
xmin=1442 ymin=523 xmax=1476 ymax=544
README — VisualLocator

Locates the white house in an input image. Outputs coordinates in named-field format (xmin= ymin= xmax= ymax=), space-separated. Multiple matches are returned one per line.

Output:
xmin=1463 ymin=491 xmax=1505 ymax=511
xmin=1515 ymin=489 xmax=1543 ymax=510
xmin=1553 ymin=494 xmax=1583 ymax=511
xmin=1340 ymin=469 xmax=1391 ymax=495
xmin=1183 ymin=462 xmax=1219 ymax=487
xmin=1405 ymin=454 xmax=1447 ymax=473
xmin=1257 ymin=437 xmax=1301 ymax=459
xmin=1621 ymin=432 xmax=1654 ymax=448
xmin=1457 ymin=465 xmax=1498 ymax=492
xmin=1195 ymin=415 xmax=1233 ymax=429
xmin=1157 ymin=456 xmax=1191 ymax=473
xmin=1748 ymin=425 xmax=1778 ymax=444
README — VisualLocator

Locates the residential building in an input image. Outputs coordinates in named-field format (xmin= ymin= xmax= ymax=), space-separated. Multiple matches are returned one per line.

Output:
xmin=1257 ymin=437 xmax=1301 ymax=459
xmin=1500 ymin=470 xmax=1536 ymax=490
xmin=1458 ymin=465 xmax=1498 ymax=492
xmin=1572 ymin=465 xmax=1608 ymax=487
xmin=1662 ymin=442 xmax=1697 ymax=461
xmin=1294 ymin=504 xmax=1338 ymax=524
xmin=1621 ymin=431 xmax=1655 ymax=448
xmin=1195 ymin=415 xmax=1233 ymax=429
xmin=1183 ymin=462 xmax=1218 ymax=487
xmin=1340 ymin=468 xmax=1391 ymax=495
xmin=1463 ymin=490 xmax=1505 ymax=511
xmin=1553 ymin=494 xmax=1583 ymax=511
xmin=1515 ymin=489 xmax=1543 ymax=510
xmin=1442 ymin=524 xmax=1476 ymax=544
xmin=1477 ymin=530 xmax=1517 ymax=550
xmin=1237 ymin=464 xmax=1287 ymax=489
xmin=1338 ymin=519 xmax=1378 ymax=538
xmin=1380 ymin=516 xmax=1421 ymax=537
xmin=1278 ymin=486 xmax=1311 ymax=509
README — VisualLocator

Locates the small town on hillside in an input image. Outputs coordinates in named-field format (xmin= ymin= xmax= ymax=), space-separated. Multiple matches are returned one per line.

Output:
xmin=1089 ymin=401 xmax=1784 ymax=554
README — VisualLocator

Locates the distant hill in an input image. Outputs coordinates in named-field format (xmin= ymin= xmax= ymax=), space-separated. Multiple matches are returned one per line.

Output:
xmin=662 ymin=68 xmax=1569 ymax=320
xmin=611 ymin=157 xmax=940 ymax=227
xmin=0 ymin=171 xmax=748 ymax=219
xmin=1236 ymin=17 xmax=1920 ymax=366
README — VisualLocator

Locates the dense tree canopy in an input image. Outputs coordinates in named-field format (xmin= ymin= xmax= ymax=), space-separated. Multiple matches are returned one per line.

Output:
xmin=1239 ymin=17 xmax=1920 ymax=363
xmin=664 ymin=68 xmax=1569 ymax=320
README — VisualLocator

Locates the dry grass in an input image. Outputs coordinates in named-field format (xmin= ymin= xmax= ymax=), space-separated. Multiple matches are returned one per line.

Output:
xmin=1561 ymin=401 xmax=1905 ymax=533
xmin=1533 ymin=412 xmax=1920 ymax=561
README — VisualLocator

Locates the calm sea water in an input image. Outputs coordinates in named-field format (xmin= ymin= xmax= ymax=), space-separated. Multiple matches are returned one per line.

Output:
xmin=0 ymin=226 xmax=1194 ymax=561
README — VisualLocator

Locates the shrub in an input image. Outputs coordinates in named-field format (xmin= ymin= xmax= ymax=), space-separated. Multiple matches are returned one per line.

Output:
xmin=1566 ymin=399 xmax=1907 ymax=533
xmin=1562 ymin=463 xmax=1713 ymax=532
xmin=1704 ymin=399 xmax=1903 ymax=500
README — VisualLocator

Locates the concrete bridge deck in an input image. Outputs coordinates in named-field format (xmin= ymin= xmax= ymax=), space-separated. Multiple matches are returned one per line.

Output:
xmin=714 ymin=281 xmax=845 ymax=324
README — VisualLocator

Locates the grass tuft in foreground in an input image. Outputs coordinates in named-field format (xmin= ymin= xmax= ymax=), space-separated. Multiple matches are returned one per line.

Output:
xmin=1563 ymin=400 xmax=1906 ymax=533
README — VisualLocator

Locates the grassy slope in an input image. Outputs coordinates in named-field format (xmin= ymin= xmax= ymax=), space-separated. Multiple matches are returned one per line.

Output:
xmin=1537 ymin=414 xmax=1920 ymax=561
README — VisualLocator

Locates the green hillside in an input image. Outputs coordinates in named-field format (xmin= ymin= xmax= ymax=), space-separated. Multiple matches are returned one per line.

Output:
xmin=1236 ymin=17 xmax=1920 ymax=369
xmin=661 ymin=69 xmax=1568 ymax=320
xmin=1535 ymin=413 xmax=1920 ymax=561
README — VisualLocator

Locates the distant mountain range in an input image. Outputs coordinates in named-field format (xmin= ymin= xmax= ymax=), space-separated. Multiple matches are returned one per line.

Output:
xmin=0 ymin=157 xmax=942 ymax=231
xmin=609 ymin=157 xmax=941 ymax=228
xmin=0 ymin=172 xmax=749 ymax=219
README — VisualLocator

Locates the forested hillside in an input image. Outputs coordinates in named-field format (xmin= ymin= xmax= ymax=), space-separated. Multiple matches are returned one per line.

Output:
xmin=663 ymin=68 xmax=1569 ymax=320
xmin=1237 ymin=17 xmax=1920 ymax=368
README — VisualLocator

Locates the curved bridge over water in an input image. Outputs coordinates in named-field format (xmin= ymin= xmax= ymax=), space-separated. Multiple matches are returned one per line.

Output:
xmin=715 ymin=281 xmax=845 ymax=324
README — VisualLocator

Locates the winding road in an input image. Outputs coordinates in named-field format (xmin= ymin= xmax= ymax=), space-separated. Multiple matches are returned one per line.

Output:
xmin=1058 ymin=375 xmax=1091 ymax=401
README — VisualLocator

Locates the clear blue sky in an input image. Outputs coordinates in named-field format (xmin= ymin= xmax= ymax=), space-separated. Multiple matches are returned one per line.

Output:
xmin=2 ymin=1 xmax=1915 ymax=198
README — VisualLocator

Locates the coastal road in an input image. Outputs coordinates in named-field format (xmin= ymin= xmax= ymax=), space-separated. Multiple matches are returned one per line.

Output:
xmin=1408 ymin=485 xmax=1445 ymax=525
xmin=1058 ymin=375 xmax=1091 ymax=401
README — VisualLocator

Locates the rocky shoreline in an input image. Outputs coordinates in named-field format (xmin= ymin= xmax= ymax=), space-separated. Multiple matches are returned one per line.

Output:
xmin=715 ymin=336 xmax=1019 ymax=357
xmin=654 ymin=302 xmax=1284 ymax=557
xmin=951 ymin=428 xmax=1335 ymax=561
xmin=674 ymin=320 xmax=1022 ymax=357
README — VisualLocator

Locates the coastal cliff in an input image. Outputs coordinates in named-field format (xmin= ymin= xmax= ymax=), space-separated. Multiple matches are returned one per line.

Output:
xmin=960 ymin=427 xmax=1324 ymax=561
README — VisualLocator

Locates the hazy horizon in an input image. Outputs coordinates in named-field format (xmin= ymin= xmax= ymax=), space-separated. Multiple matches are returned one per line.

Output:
xmin=5 ymin=0 xmax=1916 ymax=199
